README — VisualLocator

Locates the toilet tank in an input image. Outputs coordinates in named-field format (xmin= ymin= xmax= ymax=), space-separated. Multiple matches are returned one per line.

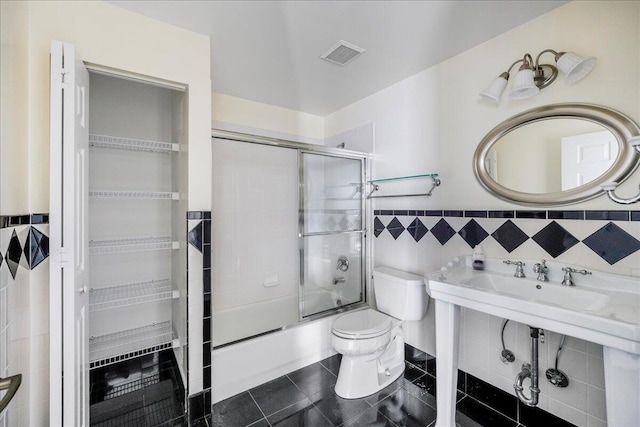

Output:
xmin=373 ymin=266 xmax=429 ymax=320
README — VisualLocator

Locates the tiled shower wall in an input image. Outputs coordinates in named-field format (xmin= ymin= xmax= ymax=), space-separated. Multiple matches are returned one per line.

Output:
xmin=0 ymin=215 xmax=50 ymax=426
xmin=374 ymin=208 xmax=639 ymax=427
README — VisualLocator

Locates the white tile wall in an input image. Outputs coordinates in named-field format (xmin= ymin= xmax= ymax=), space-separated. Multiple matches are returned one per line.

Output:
xmin=0 ymin=225 xmax=31 ymax=426
xmin=212 ymin=139 xmax=299 ymax=312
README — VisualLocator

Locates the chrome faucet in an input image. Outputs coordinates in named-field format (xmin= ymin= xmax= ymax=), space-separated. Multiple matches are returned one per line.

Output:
xmin=504 ymin=260 xmax=525 ymax=278
xmin=561 ymin=267 xmax=591 ymax=286
xmin=533 ymin=260 xmax=548 ymax=282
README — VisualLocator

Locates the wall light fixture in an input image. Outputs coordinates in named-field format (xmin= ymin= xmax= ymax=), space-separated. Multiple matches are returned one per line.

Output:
xmin=480 ymin=50 xmax=597 ymax=102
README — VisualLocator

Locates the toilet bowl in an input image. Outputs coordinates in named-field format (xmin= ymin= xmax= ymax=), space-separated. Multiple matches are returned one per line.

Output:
xmin=331 ymin=267 xmax=429 ymax=399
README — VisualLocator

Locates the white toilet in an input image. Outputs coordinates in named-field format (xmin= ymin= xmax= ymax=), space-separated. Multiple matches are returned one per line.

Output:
xmin=331 ymin=266 xmax=429 ymax=399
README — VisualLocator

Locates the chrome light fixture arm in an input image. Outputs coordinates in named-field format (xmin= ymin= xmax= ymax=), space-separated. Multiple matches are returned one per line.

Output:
xmin=601 ymin=137 xmax=640 ymax=204
xmin=532 ymin=49 xmax=560 ymax=89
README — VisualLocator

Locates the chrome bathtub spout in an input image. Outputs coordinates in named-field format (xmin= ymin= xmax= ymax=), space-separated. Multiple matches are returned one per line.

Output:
xmin=514 ymin=327 xmax=540 ymax=407
xmin=333 ymin=277 xmax=345 ymax=285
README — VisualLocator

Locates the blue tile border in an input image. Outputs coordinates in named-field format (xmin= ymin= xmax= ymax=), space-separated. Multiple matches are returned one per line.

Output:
xmin=374 ymin=209 xmax=640 ymax=265
xmin=1 ymin=213 xmax=49 ymax=229
xmin=374 ymin=209 xmax=638 ymax=221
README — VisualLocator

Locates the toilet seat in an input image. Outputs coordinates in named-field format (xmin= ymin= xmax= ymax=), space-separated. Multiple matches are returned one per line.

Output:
xmin=331 ymin=310 xmax=392 ymax=339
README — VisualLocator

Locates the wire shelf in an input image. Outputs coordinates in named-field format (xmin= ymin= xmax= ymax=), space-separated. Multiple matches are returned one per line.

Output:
xmin=90 ymin=322 xmax=173 ymax=365
xmin=89 ymin=190 xmax=180 ymax=200
xmin=89 ymin=237 xmax=179 ymax=255
xmin=90 ymin=279 xmax=174 ymax=312
xmin=89 ymin=134 xmax=179 ymax=153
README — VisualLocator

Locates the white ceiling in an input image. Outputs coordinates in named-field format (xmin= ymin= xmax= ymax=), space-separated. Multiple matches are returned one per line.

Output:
xmin=109 ymin=1 xmax=568 ymax=116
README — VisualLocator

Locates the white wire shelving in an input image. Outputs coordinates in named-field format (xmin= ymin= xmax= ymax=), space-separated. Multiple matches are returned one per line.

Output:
xmin=89 ymin=279 xmax=176 ymax=312
xmin=89 ymin=237 xmax=179 ymax=255
xmin=89 ymin=321 xmax=174 ymax=367
xmin=89 ymin=190 xmax=180 ymax=200
xmin=89 ymin=134 xmax=179 ymax=154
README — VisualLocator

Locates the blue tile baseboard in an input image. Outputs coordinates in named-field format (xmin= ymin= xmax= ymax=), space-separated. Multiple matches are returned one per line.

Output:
xmin=374 ymin=209 xmax=640 ymax=265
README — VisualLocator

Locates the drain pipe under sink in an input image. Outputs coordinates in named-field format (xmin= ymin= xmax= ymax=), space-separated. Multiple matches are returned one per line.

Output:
xmin=514 ymin=326 xmax=540 ymax=407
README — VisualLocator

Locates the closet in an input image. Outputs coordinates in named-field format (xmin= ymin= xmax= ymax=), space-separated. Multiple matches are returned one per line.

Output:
xmin=49 ymin=41 xmax=188 ymax=425
xmin=86 ymin=73 xmax=188 ymax=423
xmin=86 ymin=73 xmax=186 ymax=372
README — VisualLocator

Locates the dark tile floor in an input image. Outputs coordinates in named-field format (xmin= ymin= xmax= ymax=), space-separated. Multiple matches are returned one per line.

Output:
xmin=207 ymin=345 xmax=527 ymax=427
xmin=90 ymin=350 xmax=186 ymax=426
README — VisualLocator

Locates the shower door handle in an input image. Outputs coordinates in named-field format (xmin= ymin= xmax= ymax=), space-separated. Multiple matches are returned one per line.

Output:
xmin=0 ymin=374 xmax=22 ymax=413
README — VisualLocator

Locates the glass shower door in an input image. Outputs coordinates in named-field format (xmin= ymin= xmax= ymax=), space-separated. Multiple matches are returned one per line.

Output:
xmin=300 ymin=152 xmax=365 ymax=318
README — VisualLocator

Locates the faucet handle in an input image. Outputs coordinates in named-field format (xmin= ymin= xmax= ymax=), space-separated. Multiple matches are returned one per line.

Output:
xmin=562 ymin=267 xmax=592 ymax=275
xmin=504 ymin=260 xmax=525 ymax=278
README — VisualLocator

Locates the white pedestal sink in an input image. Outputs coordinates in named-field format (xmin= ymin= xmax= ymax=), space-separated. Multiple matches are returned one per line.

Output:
xmin=426 ymin=256 xmax=640 ymax=427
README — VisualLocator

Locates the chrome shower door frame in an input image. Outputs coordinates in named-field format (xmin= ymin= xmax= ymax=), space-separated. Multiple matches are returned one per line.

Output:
xmin=298 ymin=149 xmax=368 ymax=321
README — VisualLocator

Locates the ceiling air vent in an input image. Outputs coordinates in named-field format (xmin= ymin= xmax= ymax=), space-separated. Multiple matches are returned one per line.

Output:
xmin=320 ymin=40 xmax=365 ymax=66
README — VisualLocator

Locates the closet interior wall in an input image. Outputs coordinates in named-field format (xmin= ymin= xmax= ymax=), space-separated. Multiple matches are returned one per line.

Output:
xmin=87 ymin=72 xmax=188 ymax=383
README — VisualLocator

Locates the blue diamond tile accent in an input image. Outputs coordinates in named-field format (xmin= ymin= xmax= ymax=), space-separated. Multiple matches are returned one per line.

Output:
xmin=28 ymin=226 xmax=49 ymax=269
xmin=431 ymin=219 xmax=456 ymax=245
xmin=7 ymin=230 xmax=22 ymax=279
xmin=531 ymin=221 xmax=579 ymax=258
xmin=373 ymin=217 xmax=385 ymax=237
xmin=458 ymin=219 xmax=489 ymax=248
xmin=491 ymin=220 xmax=529 ymax=253
xmin=188 ymin=221 xmax=203 ymax=253
xmin=386 ymin=217 xmax=405 ymax=240
xmin=583 ymin=222 xmax=640 ymax=265
xmin=407 ymin=218 xmax=428 ymax=242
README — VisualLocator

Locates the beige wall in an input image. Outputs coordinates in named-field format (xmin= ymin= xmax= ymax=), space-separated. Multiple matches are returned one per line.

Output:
xmin=212 ymin=92 xmax=325 ymax=143
xmin=326 ymin=1 xmax=640 ymax=210
xmin=0 ymin=1 xmax=29 ymax=215
xmin=25 ymin=0 xmax=212 ymax=212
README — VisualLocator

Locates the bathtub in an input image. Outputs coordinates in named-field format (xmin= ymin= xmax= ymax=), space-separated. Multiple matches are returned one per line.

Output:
xmin=213 ymin=286 xmax=358 ymax=347
xmin=211 ymin=288 xmax=365 ymax=403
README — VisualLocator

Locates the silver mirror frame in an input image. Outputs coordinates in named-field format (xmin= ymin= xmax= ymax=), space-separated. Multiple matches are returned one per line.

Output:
xmin=474 ymin=103 xmax=640 ymax=206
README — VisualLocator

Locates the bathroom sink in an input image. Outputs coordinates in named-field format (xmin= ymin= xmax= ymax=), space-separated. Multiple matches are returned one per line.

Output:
xmin=427 ymin=257 xmax=640 ymax=354
xmin=428 ymin=257 xmax=640 ymax=427
xmin=459 ymin=273 xmax=610 ymax=312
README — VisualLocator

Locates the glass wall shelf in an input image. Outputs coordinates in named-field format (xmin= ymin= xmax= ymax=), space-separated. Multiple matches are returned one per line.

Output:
xmin=367 ymin=173 xmax=440 ymax=198
xmin=89 ymin=134 xmax=179 ymax=153
xmin=89 ymin=279 xmax=174 ymax=312
xmin=89 ymin=237 xmax=179 ymax=255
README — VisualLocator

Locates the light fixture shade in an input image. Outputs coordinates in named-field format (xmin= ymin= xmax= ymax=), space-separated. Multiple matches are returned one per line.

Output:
xmin=556 ymin=52 xmax=596 ymax=84
xmin=509 ymin=69 xmax=539 ymax=99
xmin=480 ymin=76 xmax=508 ymax=102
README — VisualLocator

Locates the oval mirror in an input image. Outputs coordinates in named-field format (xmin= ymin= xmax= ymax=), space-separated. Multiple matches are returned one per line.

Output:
xmin=474 ymin=103 xmax=640 ymax=206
